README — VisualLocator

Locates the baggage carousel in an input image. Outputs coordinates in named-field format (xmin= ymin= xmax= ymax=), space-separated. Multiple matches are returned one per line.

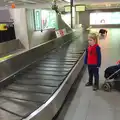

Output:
xmin=0 ymin=36 xmax=87 ymax=120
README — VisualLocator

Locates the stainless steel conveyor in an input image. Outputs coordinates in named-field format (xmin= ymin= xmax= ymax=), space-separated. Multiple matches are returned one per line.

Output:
xmin=0 ymin=36 xmax=87 ymax=120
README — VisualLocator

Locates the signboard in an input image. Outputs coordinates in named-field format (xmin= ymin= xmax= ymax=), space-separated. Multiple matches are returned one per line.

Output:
xmin=76 ymin=6 xmax=85 ymax=11
xmin=55 ymin=29 xmax=67 ymax=38
xmin=62 ymin=29 xmax=67 ymax=35
xmin=90 ymin=12 xmax=120 ymax=25
xmin=65 ymin=6 xmax=70 ymax=12
xmin=55 ymin=30 xmax=61 ymax=38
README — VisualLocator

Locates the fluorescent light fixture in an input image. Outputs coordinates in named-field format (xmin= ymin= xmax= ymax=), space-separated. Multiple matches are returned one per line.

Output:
xmin=8 ymin=1 xmax=14 ymax=3
xmin=64 ymin=0 xmax=70 ymax=3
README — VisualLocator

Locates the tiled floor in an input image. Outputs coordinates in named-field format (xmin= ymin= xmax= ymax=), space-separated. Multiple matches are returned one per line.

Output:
xmin=55 ymin=29 xmax=120 ymax=120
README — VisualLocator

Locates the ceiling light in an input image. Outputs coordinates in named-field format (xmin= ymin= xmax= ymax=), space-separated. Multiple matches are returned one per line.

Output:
xmin=8 ymin=1 xmax=14 ymax=3
xmin=64 ymin=0 xmax=70 ymax=3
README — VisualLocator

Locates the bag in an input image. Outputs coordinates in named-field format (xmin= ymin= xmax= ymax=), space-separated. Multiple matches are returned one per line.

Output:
xmin=104 ymin=65 xmax=120 ymax=79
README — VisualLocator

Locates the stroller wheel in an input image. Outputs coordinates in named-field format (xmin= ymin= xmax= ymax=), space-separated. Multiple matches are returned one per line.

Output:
xmin=102 ymin=82 xmax=112 ymax=92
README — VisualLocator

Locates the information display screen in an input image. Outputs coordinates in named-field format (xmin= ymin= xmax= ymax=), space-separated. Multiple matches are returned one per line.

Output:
xmin=90 ymin=12 xmax=120 ymax=25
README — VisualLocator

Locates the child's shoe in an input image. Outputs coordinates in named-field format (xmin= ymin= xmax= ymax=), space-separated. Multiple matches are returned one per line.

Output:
xmin=85 ymin=82 xmax=93 ymax=86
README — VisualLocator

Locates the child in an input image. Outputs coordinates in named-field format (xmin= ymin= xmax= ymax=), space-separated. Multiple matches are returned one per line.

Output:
xmin=84 ymin=33 xmax=101 ymax=91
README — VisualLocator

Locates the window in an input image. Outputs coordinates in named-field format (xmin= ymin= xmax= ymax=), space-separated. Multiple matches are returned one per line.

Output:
xmin=34 ymin=9 xmax=58 ymax=31
xmin=90 ymin=12 xmax=120 ymax=25
xmin=34 ymin=9 xmax=41 ymax=30
xmin=41 ymin=10 xmax=58 ymax=30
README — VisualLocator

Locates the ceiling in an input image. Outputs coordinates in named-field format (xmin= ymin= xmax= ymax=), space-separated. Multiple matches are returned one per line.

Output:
xmin=0 ymin=0 xmax=65 ymax=8
xmin=0 ymin=0 xmax=120 ymax=8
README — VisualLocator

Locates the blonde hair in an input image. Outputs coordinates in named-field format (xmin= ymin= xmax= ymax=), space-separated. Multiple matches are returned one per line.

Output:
xmin=88 ymin=33 xmax=98 ymax=44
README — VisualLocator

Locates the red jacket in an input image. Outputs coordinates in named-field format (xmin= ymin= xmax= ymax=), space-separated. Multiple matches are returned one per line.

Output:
xmin=84 ymin=44 xmax=101 ymax=67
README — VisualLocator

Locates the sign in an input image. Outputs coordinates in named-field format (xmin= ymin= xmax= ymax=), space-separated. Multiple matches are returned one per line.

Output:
xmin=76 ymin=6 xmax=85 ymax=11
xmin=55 ymin=29 xmax=67 ymax=38
xmin=55 ymin=30 xmax=61 ymax=38
xmin=65 ymin=6 xmax=70 ymax=12
xmin=62 ymin=29 xmax=67 ymax=35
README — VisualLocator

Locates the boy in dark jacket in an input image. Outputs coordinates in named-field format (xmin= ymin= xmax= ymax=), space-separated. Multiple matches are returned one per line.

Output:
xmin=84 ymin=33 xmax=101 ymax=91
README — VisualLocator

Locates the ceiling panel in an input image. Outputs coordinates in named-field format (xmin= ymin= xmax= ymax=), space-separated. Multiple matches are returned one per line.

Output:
xmin=75 ymin=0 xmax=120 ymax=3
xmin=0 ymin=0 xmax=120 ymax=8
xmin=0 ymin=0 xmax=67 ymax=8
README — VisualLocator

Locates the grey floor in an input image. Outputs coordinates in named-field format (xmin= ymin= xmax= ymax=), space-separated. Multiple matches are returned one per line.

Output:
xmin=55 ymin=28 xmax=120 ymax=120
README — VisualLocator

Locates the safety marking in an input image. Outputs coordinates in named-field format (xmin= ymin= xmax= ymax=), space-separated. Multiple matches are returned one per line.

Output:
xmin=0 ymin=54 xmax=14 ymax=62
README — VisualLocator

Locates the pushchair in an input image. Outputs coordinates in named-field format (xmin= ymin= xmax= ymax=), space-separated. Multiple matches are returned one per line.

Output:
xmin=102 ymin=65 xmax=120 ymax=92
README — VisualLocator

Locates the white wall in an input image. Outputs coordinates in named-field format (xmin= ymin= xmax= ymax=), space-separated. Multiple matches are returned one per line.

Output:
xmin=10 ymin=8 xmax=29 ymax=49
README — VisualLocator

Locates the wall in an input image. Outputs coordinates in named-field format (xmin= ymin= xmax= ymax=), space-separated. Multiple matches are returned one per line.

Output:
xmin=0 ymin=9 xmax=12 ymax=22
xmin=57 ymin=15 xmax=72 ymax=33
xmin=10 ymin=8 xmax=29 ymax=49
xmin=79 ymin=11 xmax=90 ymax=28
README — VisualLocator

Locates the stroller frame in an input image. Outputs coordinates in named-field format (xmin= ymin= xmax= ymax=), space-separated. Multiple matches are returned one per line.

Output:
xmin=102 ymin=68 xmax=120 ymax=92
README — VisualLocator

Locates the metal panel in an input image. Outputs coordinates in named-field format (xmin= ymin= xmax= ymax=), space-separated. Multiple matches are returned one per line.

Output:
xmin=0 ymin=39 xmax=24 ymax=56
xmin=0 ymin=108 xmax=21 ymax=120
xmin=23 ymin=52 xmax=85 ymax=120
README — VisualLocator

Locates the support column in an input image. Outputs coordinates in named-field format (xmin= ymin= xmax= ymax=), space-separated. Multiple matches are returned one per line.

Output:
xmin=70 ymin=0 xmax=73 ymax=28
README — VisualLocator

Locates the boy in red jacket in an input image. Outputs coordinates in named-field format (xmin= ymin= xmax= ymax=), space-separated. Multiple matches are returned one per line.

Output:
xmin=84 ymin=33 xmax=101 ymax=91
